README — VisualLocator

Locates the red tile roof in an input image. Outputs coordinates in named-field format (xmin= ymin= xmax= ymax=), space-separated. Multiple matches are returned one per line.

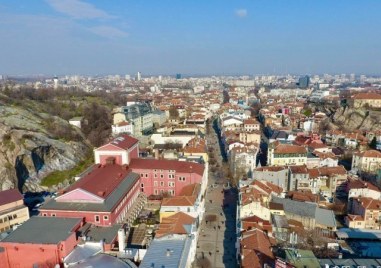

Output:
xmin=97 ymin=134 xmax=138 ymax=151
xmin=240 ymin=229 xmax=275 ymax=268
xmin=65 ymin=164 xmax=132 ymax=198
xmin=0 ymin=189 xmax=23 ymax=207
xmin=353 ymin=92 xmax=381 ymax=100
xmin=273 ymin=144 xmax=307 ymax=154
xmin=156 ymin=212 xmax=195 ymax=238
xmin=129 ymin=158 xmax=204 ymax=176
xmin=354 ymin=150 xmax=381 ymax=158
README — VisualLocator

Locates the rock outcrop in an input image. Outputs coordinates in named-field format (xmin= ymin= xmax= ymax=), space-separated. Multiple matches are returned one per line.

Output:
xmin=331 ymin=106 xmax=381 ymax=132
xmin=0 ymin=105 xmax=91 ymax=192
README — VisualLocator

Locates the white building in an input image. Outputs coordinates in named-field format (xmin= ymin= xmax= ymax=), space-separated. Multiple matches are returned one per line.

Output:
xmin=69 ymin=117 xmax=82 ymax=129
xmin=112 ymin=121 xmax=134 ymax=136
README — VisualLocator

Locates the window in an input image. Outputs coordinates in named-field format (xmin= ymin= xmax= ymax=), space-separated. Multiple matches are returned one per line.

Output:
xmin=154 ymin=189 xmax=159 ymax=195
xmin=168 ymin=182 xmax=175 ymax=187
xmin=145 ymin=174 xmax=148 ymax=177
xmin=154 ymin=169 xmax=157 ymax=172
xmin=154 ymin=181 xmax=158 ymax=186
xmin=140 ymin=173 xmax=144 ymax=177
xmin=95 ymin=215 xmax=100 ymax=222
xmin=160 ymin=181 xmax=164 ymax=187
xmin=154 ymin=174 xmax=158 ymax=178
xmin=42 ymin=213 xmax=47 ymax=217
xmin=104 ymin=215 xmax=109 ymax=221
xmin=141 ymin=183 xmax=144 ymax=188
xmin=178 ymin=176 xmax=186 ymax=182
xmin=169 ymin=174 xmax=175 ymax=179
xmin=52 ymin=214 xmax=56 ymax=217
xmin=160 ymin=174 xmax=164 ymax=178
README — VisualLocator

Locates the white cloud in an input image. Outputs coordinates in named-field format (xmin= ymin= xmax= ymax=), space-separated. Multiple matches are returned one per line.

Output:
xmin=235 ymin=9 xmax=247 ymax=18
xmin=89 ymin=26 xmax=128 ymax=39
xmin=45 ymin=0 xmax=113 ymax=19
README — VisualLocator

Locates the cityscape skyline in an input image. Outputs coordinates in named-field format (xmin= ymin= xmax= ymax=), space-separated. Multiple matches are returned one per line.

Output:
xmin=1 ymin=0 xmax=381 ymax=75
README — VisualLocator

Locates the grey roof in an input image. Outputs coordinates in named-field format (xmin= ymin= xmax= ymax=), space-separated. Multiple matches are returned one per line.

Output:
xmin=272 ymin=214 xmax=289 ymax=228
xmin=41 ymin=172 xmax=140 ymax=212
xmin=315 ymin=207 xmax=336 ymax=228
xmin=84 ymin=224 xmax=122 ymax=244
xmin=1 ymin=217 xmax=82 ymax=244
xmin=271 ymin=196 xmax=336 ymax=228
xmin=68 ymin=253 xmax=137 ymax=268
xmin=140 ymin=234 xmax=192 ymax=268
xmin=272 ymin=196 xmax=316 ymax=218
xmin=319 ymin=258 xmax=381 ymax=268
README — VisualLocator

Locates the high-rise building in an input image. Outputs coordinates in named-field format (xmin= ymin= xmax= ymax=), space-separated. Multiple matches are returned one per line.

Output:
xmin=297 ymin=75 xmax=310 ymax=89
xmin=136 ymin=72 xmax=141 ymax=81
xmin=176 ymin=73 xmax=182 ymax=79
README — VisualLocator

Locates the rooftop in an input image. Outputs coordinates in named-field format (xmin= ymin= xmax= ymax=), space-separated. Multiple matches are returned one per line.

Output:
xmin=64 ymin=163 xmax=133 ymax=199
xmin=96 ymin=134 xmax=138 ymax=151
xmin=0 ymin=217 xmax=82 ymax=244
xmin=139 ymin=234 xmax=192 ymax=268
xmin=0 ymin=189 xmax=23 ymax=207
xmin=129 ymin=158 xmax=204 ymax=176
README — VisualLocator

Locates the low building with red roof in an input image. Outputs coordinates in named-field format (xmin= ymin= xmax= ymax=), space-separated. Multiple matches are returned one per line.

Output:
xmin=240 ymin=228 xmax=275 ymax=268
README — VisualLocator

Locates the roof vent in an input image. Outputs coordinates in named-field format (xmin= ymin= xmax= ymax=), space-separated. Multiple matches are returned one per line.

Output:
xmin=166 ymin=248 xmax=171 ymax=257
xmin=98 ymin=191 xmax=105 ymax=197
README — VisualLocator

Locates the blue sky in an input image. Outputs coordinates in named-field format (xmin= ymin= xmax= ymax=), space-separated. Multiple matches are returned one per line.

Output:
xmin=0 ymin=0 xmax=381 ymax=76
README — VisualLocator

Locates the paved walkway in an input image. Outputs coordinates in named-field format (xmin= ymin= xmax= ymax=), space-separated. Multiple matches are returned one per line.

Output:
xmin=194 ymin=118 xmax=238 ymax=268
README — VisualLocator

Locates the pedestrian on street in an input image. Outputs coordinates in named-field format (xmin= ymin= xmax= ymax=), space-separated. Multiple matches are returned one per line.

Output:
xmin=218 ymin=225 xmax=220 ymax=230
xmin=209 ymin=252 xmax=212 ymax=256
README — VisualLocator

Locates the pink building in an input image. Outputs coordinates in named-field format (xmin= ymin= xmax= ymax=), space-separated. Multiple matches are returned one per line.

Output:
xmin=40 ymin=160 xmax=141 ymax=226
xmin=0 ymin=217 xmax=82 ymax=268
xmin=129 ymin=158 xmax=205 ymax=197
xmin=94 ymin=134 xmax=139 ymax=166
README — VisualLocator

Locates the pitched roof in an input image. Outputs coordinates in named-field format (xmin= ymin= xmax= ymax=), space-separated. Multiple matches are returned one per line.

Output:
xmin=240 ymin=229 xmax=275 ymax=268
xmin=347 ymin=179 xmax=379 ymax=191
xmin=183 ymin=137 xmax=207 ymax=154
xmin=161 ymin=196 xmax=197 ymax=207
xmin=273 ymin=144 xmax=307 ymax=154
xmin=96 ymin=134 xmax=138 ymax=151
xmin=354 ymin=150 xmax=381 ymax=158
xmin=356 ymin=197 xmax=381 ymax=210
xmin=0 ymin=189 xmax=23 ymax=207
xmin=129 ymin=158 xmax=204 ymax=176
xmin=65 ymin=164 xmax=132 ymax=199
xmin=271 ymin=196 xmax=336 ymax=228
xmin=41 ymin=167 xmax=140 ymax=212
xmin=155 ymin=212 xmax=195 ymax=238
xmin=353 ymin=92 xmax=381 ymax=100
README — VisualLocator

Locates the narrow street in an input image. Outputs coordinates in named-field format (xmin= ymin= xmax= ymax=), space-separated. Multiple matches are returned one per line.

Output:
xmin=194 ymin=117 xmax=238 ymax=268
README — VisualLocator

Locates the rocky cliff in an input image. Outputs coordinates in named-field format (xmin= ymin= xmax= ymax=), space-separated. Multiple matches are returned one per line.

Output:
xmin=0 ymin=105 xmax=91 ymax=192
xmin=331 ymin=106 xmax=381 ymax=132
